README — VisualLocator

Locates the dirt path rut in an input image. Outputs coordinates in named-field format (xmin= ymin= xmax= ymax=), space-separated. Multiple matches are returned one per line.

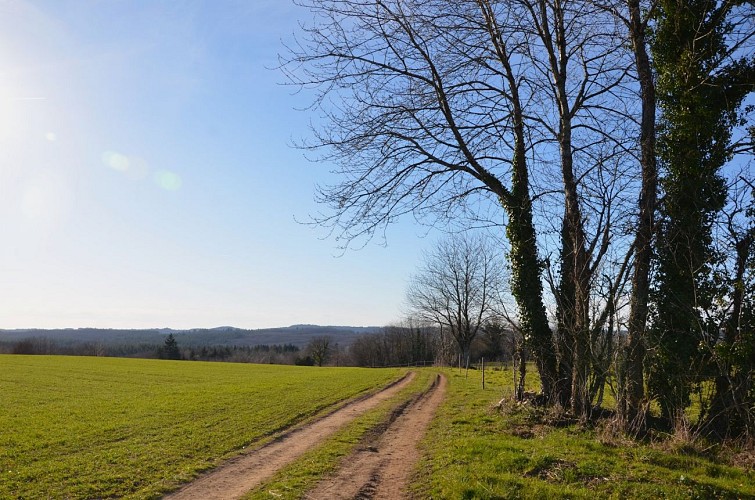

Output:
xmin=166 ymin=372 xmax=416 ymax=500
xmin=304 ymin=373 xmax=447 ymax=500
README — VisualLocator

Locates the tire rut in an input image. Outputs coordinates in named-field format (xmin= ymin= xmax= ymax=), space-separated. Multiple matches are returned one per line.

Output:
xmin=304 ymin=373 xmax=447 ymax=500
xmin=165 ymin=372 xmax=417 ymax=500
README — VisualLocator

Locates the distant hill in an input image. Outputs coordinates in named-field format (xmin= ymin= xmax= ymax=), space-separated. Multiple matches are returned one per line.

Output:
xmin=0 ymin=325 xmax=381 ymax=349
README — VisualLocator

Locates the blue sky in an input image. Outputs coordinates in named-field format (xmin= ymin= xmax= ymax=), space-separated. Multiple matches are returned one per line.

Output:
xmin=0 ymin=0 xmax=437 ymax=329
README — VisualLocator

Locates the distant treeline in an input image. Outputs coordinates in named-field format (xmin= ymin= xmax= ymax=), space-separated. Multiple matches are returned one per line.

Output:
xmin=0 ymin=338 xmax=158 ymax=358
xmin=183 ymin=344 xmax=301 ymax=364
xmin=0 ymin=337 xmax=302 ymax=364
xmin=0 ymin=325 xmax=380 ymax=349
xmin=0 ymin=323 xmax=519 ymax=368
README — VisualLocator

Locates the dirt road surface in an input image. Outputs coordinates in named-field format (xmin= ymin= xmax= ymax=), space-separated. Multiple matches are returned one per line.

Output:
xmin=304 ymin=373 xmax=447 ymax=500
xmin=166 ymin=372 xmax=416 ymax=500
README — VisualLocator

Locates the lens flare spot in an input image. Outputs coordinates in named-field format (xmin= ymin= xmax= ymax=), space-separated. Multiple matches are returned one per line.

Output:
xmin=102 ymin=151 xmax=130 ymax=171
xmin=154 ymin=169 xmax=182 ymax=191
xmin=45 ymin=132 xmax=56 ymax=141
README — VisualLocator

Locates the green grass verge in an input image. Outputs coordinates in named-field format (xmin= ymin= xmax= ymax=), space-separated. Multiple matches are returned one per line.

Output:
xmin=414 ymin=367 xmax=755 ymax=499
xmin=245 ymin=369 xmax=438 ymax=500
xmin=0 ymin=355 xmax=404 ymax=499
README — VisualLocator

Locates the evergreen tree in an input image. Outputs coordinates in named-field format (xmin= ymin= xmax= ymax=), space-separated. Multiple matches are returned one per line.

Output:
xmin=160 ymin=333 xmax=181 ymax=360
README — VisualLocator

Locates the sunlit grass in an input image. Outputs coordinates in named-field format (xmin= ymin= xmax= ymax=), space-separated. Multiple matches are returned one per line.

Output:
xmin=414 ymin=366 xmax=755 ymax=499
xmin=4 ymin=356 xmax=749 ymax=499
xmin=0 ymin=355 xmax=403 ymax=499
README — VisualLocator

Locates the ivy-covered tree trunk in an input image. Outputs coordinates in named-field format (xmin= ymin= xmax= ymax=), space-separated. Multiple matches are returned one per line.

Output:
xmin=478 ymin=0 xmax=558 ymax=401
xmin=504 ymin=171 xmax=557 ymax=401
xmin=541 ymin=0 xmax=591 ymax=417
xmin=649 ymin=0 xmax=751 ymax=423
xmin=493 ymin=128 xmax=558 ymax=401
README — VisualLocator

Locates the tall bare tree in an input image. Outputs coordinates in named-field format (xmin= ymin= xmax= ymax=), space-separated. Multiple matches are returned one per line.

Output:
xmin=498 ymin=0 xmax=637 ymax=415
xmin=592 ymin=0 xmax=658 ymax=431
xmin=282 ymin=0 xmax=561 ymax=397
xmin=283 ymin=0 xmax=643 ymax=413
xmin=406 ymin=233 xmax=505 ymax=366
xmin=621 ymin=0 xmax=657 ymax=433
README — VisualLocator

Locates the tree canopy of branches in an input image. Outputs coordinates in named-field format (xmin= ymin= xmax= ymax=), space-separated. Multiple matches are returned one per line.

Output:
xmin=284 ymin=0 xmax=562 ymax=396
xmin=406 ymin=233 xmax=505 ymax=366
xmin=282 ymin=0 xmax=754 ymax=432
xmin=282 ymin=0 xmax=630 ymax=409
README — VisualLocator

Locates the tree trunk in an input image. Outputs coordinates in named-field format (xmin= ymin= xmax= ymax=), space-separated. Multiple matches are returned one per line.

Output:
xmin=555 ymin=24 xmax=590 ymax=417
xmin=478 ymin=1 xmax=558 ymax=401
xmin=620 ymin=0 xmax=656 ymax=432
xmin=705 ymin=230 xmax=753 ymax=437
xmin=517 ymin=339 xmax=527 ymax=401
xmin=505 ymin=189 xmax=558 ymax=401
xmin=532 ymin=0 xmax=591 ymax=415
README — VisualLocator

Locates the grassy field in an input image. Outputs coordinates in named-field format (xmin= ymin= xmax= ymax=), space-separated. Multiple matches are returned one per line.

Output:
xmin=3 ymin=357 xmax=752 ymax=499
xmin=0 ymin=355 xmax=404 ymax=499
xmin=415 ymin=367 xmax=755 ymax=499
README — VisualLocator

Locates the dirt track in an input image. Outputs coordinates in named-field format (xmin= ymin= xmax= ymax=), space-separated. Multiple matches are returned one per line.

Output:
xmin=166 ymin=372 xmax=423 ymax=500
xmin=304 ymin=373 xmax=447 ymax=499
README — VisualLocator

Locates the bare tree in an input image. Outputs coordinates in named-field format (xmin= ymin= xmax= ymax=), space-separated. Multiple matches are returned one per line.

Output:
xmin=282 ymin=0 xmax=649 ymax=412
xmin=507 ymin=0 xmax=639 ymax=415
xmin=406 ymin=233 xmax=505 ymax=368
xmin=588 ymin=0 xmax=658 ymax=430
xmin=621 ymin=0 xmax=657 ymax=433
xmin=306 ymin=336 xmax=332 ymax=366
xmin=283 ymin=0 xmax=620 ymax=401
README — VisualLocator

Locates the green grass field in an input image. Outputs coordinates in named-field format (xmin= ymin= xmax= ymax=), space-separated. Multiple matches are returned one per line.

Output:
xmin=3 ymin=357 xmax=753 ymax=499
xmin=0 ymin=355 xmax=404 ymax=499
xmin=415 ymin=367 xmax=755 ymax=499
